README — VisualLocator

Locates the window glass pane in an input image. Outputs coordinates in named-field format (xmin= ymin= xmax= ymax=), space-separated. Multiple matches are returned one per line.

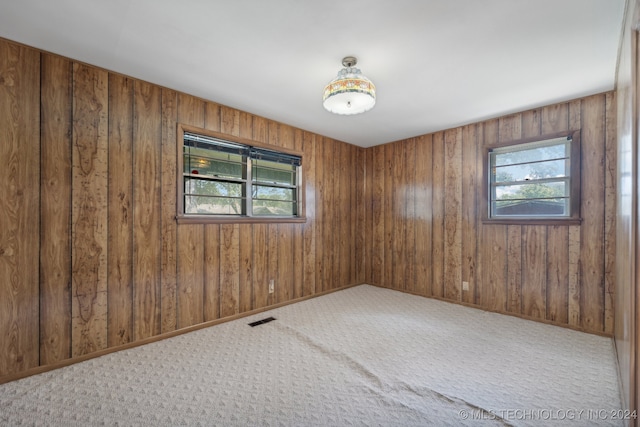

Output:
xmin=184 ymin=195 xmax=243 ymax=215
xmin=494 ymin=159 xmax=568 ymax=183
xmin=253 ymin=185 xmax=294 ymax=201
xmin=495 ymin=181 xmax=568 ymax=201
xmin=253 ymin=159 xmax=295 ymax=186
xmin=252 ymin=200 xmax=296 ymax=216
xmin=185 ymin=178 xmax=242 ymax=197
xmin=494 ymin=141 xmax=567 ymax=166
xmin=493 ymin=198 xmax=568 ymax=216
xmin=185 ymin=147 xmax=244 ymax=179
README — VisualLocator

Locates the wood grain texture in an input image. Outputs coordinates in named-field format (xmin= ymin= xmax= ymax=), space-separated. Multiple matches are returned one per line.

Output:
xmin=40 ymin=53 xmax=72 ymax=365
xmin=444 ymin=129 xmax=462 ymax=301
xmin=506 ymin=225 xmax=522 ymax=314
xmin=547 ymin=226 xmax=569 ymax=324
xmin=391 ymin=141 xmax=405 ymax=290
xmin=404 ymin=139 xmax=416 ymax=292
xmin=414 ymin=135 xmax=432 ymax=296
xmin=203 ymin=224 xmax=220 ymax=321
xmin=107 ymin=73 xmax=133 ymax=347
xmin=220 ymin=224 xmax=240 ymax=317
xmin=371 ymin=145 xmax=385 ymax=286
xmin=521 ymin=225 xmax=547 ymax=319
xmin=604 ymin=92 xmax=616 ymax=335
xmin=431 ymin=133 xmax=445 ymax=297
xmin=71 ymin=62 xmax=109 ymax=357
xmin=461 ymin=126 xmax=477 ymax=304
xmin=160 ymin=88 xmax=178 ymax=334
xmin=176 ymin=93 xmax=205 ymax=328
xmin=302 ymin=132 xmax=316 ymax=297
xmin=0 ymin=42 xmax=40 ymax=375
xmin=133 ymin=80 xmax=162 ymax=340
xmin=0 ymin=34 xmax=619 ymax=382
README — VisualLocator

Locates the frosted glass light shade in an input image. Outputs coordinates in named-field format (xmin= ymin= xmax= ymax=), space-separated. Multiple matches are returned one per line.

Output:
xmin=322 ymin=65 xmax=376 ymax=115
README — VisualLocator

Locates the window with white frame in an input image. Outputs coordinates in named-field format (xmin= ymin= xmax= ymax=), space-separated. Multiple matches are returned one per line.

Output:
xmin=485 ymin=131 xmax=581 ymax=222
xmin=181 ymin=129 xmax=302 ymax=219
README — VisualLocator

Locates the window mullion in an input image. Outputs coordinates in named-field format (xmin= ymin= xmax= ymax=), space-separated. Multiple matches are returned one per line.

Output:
xmin=245 ymin=155 xmax=252 ymax=217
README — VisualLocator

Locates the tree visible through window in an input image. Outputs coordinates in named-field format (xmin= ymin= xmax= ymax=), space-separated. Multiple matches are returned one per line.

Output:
xmin=485 ymin=131 xmax=581 ymax=222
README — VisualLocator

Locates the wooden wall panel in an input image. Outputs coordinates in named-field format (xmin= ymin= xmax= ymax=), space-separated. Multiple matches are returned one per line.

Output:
xmin=0 ymin=35 xmax=618 ymax=382
xmin=0 ymin=43 xmax=40 ymax=376
xmin=366 ymin=94 xmax=615 ymax=335
xmin=431 ymin=133 xmax=445 ymax=297
xmin=461 ymin=126 xmax=477 ymax=304
xmin=40 ymin=54 xmax=72 ymax=365
xmin=160 ymin=88 xmax=178 ymax=334
xmin=414 ymin=135 xmax=432 ymax=296
xmin=302 ymin=132 xmax=316 ymax=297
xmin=71 ymin=63 xmax=109 ymax=357
xmin=443 ymin=129 xmax=462 ymax=301
xmin=133 ymin=80 xmax=162 ymax=340
xmin=107 ymin=73 xmax=134 ymax=347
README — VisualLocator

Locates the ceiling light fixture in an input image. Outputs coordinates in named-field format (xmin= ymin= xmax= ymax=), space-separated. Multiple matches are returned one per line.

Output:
xmin=322 ymin=56 xmax=376 ymax=115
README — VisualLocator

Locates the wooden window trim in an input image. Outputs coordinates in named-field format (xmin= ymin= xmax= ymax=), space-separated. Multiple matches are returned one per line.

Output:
xmin=176 ymin=123 xmax=306 ymax=224
xmin=481 ymin=129 xmax=582 ymax=225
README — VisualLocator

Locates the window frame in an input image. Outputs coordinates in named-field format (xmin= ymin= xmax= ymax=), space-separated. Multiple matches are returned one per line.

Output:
xmin=482 ymin=130 xmax=582 ymax=225
xmin=177 ymin=123 xmax=306 ymax=224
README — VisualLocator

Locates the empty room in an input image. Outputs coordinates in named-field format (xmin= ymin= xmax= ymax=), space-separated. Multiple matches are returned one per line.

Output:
xmin=1 ymin=0 xmax=639 ymax=425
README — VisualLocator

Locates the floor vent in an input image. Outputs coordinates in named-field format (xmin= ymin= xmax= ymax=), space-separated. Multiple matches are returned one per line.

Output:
xmin=248 ymin=316 xmax=276 ymax=327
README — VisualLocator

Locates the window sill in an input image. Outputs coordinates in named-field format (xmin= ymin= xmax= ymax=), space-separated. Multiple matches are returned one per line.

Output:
xmin=482 ymin=217 xmax=582 ymax=226
xmin=176 ymin=215 xmax=307 ymax=225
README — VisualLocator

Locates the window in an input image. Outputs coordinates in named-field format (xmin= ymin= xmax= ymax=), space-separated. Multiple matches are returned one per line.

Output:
xmin=484 ymin=130 xmax=581 ymax=223
xmin=178 ymin=125 xmax=303 ymax=223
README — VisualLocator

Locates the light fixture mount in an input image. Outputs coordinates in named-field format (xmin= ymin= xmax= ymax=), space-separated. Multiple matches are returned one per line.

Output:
xmin=322 ymin=56 xmax=376 ymax=115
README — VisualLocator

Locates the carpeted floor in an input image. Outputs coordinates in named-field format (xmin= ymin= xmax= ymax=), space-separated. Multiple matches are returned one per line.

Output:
xmin=0 ymin=285 xmax=624 ymax=426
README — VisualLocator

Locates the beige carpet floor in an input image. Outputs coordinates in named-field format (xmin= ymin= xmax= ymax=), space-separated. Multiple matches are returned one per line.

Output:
xmin=0 ymin=285 xmax=623 ymax=426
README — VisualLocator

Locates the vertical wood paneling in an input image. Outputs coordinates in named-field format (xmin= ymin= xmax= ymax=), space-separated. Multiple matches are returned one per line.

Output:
xmin=383 ymin=143 xmax=394 ymax=288
xmin=581 ymin=95 xmax=606 ymax=332
xmin=40 ymin=53 xmax=72 ymax=365
xmin=481 ymin=225 xmax=508 ymax=311
xmin=176 ymin=94 xmax=205 ymax=328
xmin=239 ymin=225 xmax=254 ymax=313
xmin=302 ymin=132 xmax=316 ymax=296
xmin=355 ymin=146 xmax=367 ymax=284
xmin=293 ymin=130 xmax=304 ymax=298
xmin=404 ymin=140 xmax=416 ymax=291
xmin=107 ymin=73 xmax=133 ymax=347
xmin=160 ymin=88 xmax=178 ymax=334
xmin=220 ymin=224 xmax=240 ymax=317
xmin=547 ymin=226 xmax=569 ymax=323
xmin=431 ymin=133 xmax=445 ymax=297
xmin=0 ymin=33 xmax=620 ymax=381
xmin=604 ymin=92 xmax=617 ymax=335
xmin=414 ymin=135 xmax=432 ymax=296
xmin=522 ymin=226 xmax=547 ymax=319
xmin=371 ymin=145 xmax=385 ymax=285
xmin=0 ymin=43 xmax=40 ymax=375
xmin=506 ymin=225 xmax=522 ymax=314
xmin=322 ymin=139 xmax=334 ymax=290
xmin=444 ymin=129 xmax=462 ymax=301
xmin=71 ymin=63 xmax=109 ymax=356
xmin=203 ymin=225 xmax=220 ymax=321
xmin=314 ymin=137 xmax=325 ymax=292
xmin=461 ymin=126 xmax=477 ymax=304
xmin=391 ymin=142 xmax=405 ymax=290
xmin=133 ymin=80 xmax=162 ymax=340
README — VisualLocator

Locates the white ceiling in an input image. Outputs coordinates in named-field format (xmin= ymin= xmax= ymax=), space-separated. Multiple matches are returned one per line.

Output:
xmin=0 ymin=0 xmax=626 ymax=147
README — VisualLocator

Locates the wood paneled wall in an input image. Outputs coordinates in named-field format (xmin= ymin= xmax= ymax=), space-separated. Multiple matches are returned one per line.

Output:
xmin=614 ymin=0 xmax=639 ymax=417
xmin=0 ymin=38 xmax=365 ymax=380
xmin=365 ymin=93 xmax=617 ymax=335
xmin=0 ymin=35 xmax=618 ymax=383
